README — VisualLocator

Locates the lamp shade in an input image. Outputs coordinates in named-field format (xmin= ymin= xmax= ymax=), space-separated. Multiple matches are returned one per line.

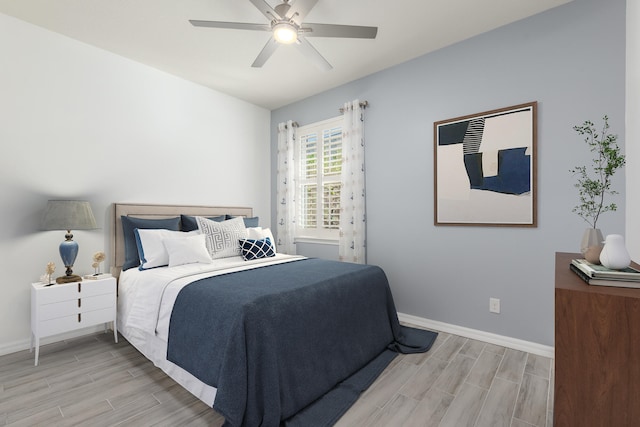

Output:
xmin=42 ymin=200 xmax=97 ymax=231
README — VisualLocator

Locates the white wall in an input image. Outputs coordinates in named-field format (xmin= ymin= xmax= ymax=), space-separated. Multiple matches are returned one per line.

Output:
xmin=271 ymin=0 xmax=626 ymax=347
xmin=627 ymin=0 xmax=639 ymax=260
xmin=0 ymin=13 xmax=271 ymax=352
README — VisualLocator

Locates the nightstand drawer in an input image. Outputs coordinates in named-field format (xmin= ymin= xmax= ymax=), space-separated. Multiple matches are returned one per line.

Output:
xmin=39 ymin=294 xmax=114 ymax=321
xmin=37 ymin=307 xmax=115 ymax=337
xmin=36 ymin=280 xmax=113 ymax=304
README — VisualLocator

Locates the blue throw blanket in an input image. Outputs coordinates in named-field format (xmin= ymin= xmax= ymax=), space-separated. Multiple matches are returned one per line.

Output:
xmin=167 ymin=258 xmax=436 ymax=427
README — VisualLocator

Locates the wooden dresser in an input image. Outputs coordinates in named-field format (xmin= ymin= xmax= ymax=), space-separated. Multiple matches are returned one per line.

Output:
xmin=554 ymin=252 xmax=640 ymax=426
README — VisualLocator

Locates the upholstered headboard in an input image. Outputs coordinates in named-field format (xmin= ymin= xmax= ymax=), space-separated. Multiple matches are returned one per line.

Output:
xmin=110 ymin=203 xmax=253 ymax=278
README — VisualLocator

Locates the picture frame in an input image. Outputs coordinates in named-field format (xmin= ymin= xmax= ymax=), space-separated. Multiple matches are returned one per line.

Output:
xmin=434 ymin=101 xmax=537 ymax=227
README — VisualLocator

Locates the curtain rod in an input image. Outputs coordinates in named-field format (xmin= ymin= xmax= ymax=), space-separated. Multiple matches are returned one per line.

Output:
xmin=339 ymin=100 xmax=369 ymax=114
xmin=283 ymin=121 xmax=299 ymax=129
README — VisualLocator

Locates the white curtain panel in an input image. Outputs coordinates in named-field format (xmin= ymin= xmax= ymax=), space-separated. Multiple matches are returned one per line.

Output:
xmin=339 ymin=100 xmax=367 ymax=264
xmin=276 ymin=121 xmax=297 ymax=255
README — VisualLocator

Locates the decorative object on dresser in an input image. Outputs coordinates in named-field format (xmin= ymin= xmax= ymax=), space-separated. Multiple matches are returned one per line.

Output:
xmin=580 ymin=228 xmax=604 ymax=264
xmin=599 ymin=233 xmax=631 ymax=270
xmin=39 ymin=261 xmax=56 ymax=286
xmin=30 ymin=276 xmax=117 ymax=366
xmin=41 ymin=200 xmax=98 ymax=283
xmin=570 ymin=116 xmax=625 ymax=263
xmin=555 ymin=252 xmax=640 ymax=426
xmin=91 ymin=250 xmax=106 ymax=275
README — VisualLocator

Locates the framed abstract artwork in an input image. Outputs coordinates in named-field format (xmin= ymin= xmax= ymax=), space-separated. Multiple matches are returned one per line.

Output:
xmin=434 ymin=101 xmax=537 ymax=227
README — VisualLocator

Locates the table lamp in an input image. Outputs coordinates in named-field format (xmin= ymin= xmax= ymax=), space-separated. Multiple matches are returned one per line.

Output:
xmin=42 ymin=200 xmax=97 ymax=283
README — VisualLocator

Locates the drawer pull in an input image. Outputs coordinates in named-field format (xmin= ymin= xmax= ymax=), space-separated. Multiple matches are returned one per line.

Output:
xmin=78 ymin=313 xmax=81 ymax=323
xmin=78 ymin=299 xmax=81 ymax=308
xmin=78 ymin=283 xmax=81 ymax=293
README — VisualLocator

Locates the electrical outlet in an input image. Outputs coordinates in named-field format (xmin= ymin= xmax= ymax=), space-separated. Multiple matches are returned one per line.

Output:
xmin=489 ymin=297 xmax=500 ymax=314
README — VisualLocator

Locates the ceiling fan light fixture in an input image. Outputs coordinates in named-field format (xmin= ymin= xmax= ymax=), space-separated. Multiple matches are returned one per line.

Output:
xmin=273 ymin=22 xmax=298 ymax=44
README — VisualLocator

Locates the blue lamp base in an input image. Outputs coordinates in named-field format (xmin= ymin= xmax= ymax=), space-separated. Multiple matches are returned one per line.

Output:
xmin=56 ymin=231 xmax=82 ymax=284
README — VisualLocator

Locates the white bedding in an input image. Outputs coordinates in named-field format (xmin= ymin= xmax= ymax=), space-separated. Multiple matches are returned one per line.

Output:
xmin=117 ymin=253 xmax=304 ymax=406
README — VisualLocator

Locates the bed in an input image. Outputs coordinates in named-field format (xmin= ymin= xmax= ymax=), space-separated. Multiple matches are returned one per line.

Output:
xmin=112 ymin=203 xmax=437 ymax=427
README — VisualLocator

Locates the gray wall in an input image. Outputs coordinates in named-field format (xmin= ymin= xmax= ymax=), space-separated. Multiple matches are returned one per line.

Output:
xmin=271 ymin=0 xmax=626 ymax=347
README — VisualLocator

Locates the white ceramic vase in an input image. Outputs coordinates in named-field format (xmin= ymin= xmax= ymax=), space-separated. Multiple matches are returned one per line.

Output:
xmin=599 ymin=234 xmax=631 ymax=270
xmin=580 ymin=228 xmax=604 ymax=264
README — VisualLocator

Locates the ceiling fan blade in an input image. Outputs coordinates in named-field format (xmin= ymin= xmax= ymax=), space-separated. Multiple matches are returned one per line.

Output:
xmin=286 ymin=0 xmax=319 ymax=24
xmin=252 ymin=38 xmax=280 ymax=68
xmin=302 ymin=23 xmax=378 ymax=39
xmin=189 ymin=20 xmax=271 ymax=32
xmin=249 ymin=0 xmax=283 ymax=21
xmin=296 ymin=37 xmax=332 ymax=71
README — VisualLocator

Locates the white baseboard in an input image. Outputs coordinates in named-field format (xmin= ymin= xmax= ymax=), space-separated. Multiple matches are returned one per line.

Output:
xmin=398 ymin=312 xmax=555 ymax=359
xmin=0 ymin=325 xmax=107 ymax=357
xmin=0 ymin=339 xmax=30 ymax=357
xmin=2 ymin=316 xmax=553 ymax=360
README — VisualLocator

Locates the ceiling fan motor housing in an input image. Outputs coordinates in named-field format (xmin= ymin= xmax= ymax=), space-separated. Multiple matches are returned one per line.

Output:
xmin=274 ymin=2 xmax=292 ymax=20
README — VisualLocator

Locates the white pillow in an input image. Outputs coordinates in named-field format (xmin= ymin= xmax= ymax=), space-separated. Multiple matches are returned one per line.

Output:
xmin=246 ymin=226 xmax=263 ymax=239
xmin=247 ymin=227 xmax=277 ymax=253
xmin=134 ymin=228 xmax=192 ymax=270
xmin=196 ymin=215 xmax=248 ymax=259
xmin=163 ymin=234 xmax=213 ymax=267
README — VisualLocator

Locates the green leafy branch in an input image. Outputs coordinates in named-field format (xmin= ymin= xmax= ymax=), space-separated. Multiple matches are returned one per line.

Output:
xmin=570 ymin=115 xmax=625 ymax=229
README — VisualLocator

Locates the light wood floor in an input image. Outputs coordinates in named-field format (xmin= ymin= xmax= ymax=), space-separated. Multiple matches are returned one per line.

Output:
xmin=0 ymin=328 xmax=553 ymax=426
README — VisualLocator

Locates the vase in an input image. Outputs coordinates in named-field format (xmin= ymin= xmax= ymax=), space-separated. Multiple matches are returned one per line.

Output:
xmin=599 ymin=234 xmax=631 ymax=270
xmin=580 ymin=228 xmax=604 ymax=264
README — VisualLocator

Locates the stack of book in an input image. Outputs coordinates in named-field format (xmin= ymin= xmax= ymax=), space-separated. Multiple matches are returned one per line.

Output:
xmin=570 ymin=258 xmax=640 ymax=289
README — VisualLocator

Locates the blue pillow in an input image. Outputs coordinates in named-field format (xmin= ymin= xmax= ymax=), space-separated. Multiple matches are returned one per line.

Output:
xmin=226 ymin=215 xmax=259 ymax=228
xmin=121 ymin=216 xmax=180 ymax=270
xmin=239 ymin=237 xmax=275 ymax=261
xmin=180 ymin=214 xmax=225 ymax=232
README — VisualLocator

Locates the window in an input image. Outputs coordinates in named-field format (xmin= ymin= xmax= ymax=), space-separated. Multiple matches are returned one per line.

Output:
xmin=296 ymin=116 xmax=342 ymax=240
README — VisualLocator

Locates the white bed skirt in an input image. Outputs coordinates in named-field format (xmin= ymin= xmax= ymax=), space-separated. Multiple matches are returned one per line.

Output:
xmin=117 ymin=311 xmax=217 ymax=407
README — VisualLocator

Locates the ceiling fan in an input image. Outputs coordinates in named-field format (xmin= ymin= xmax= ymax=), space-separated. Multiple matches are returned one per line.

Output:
xmin=189 ymin=0 xmax=378 ymax=71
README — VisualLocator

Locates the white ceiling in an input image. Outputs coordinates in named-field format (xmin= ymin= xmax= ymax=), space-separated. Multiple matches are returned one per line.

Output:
xmin=0 ymin=0 xmax=571 ymax=110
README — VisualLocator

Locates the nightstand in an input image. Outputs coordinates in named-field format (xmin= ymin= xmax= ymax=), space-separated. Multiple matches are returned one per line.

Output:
xmin=30 ymin=276 xmax=117 ymax=366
